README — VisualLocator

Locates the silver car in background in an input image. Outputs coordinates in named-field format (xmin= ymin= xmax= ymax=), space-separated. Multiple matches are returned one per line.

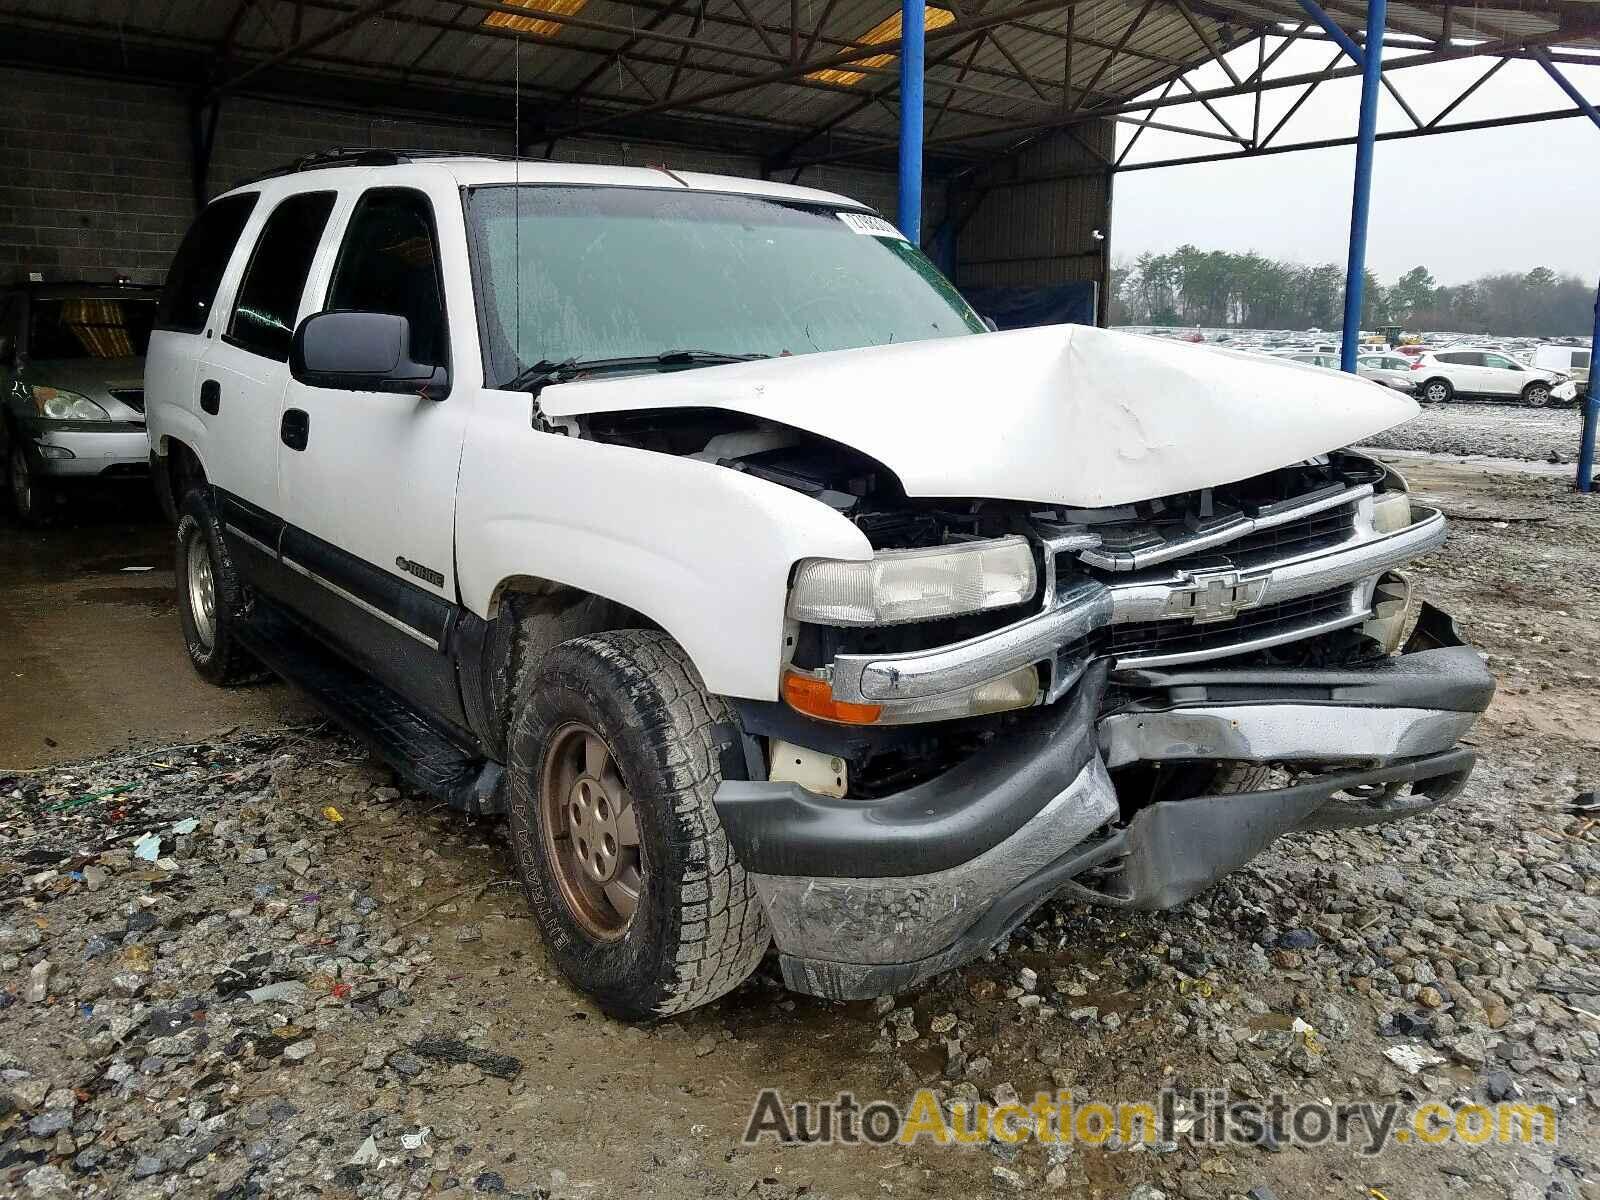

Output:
xmin=1357 ymin=352 xmax=1420 ymax=393
xmin=1 ymin=281 xmax=158 ymax=523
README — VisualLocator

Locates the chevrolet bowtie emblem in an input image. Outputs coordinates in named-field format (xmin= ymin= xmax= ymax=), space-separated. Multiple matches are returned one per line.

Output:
xmin=1165 ymin=566 xmax=1270 ymax=624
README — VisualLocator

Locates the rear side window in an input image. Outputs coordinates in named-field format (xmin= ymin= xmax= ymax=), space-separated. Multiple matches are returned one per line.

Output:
xmin=158 ymin=193 xmax=259 ymax=333
xmin=226 ymin=191 xmax=337 ymax=361
xmin=1438 ymin=352 xmax=1478 ymax=366
xmin=327 ymin=189 xmax=447 ymax=368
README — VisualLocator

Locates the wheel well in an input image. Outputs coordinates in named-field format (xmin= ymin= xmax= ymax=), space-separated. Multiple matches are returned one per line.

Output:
xmin=157 ymin=439 xmax=207 ymax=521
xmin=485 ymin=579 xmax=660 ymax=754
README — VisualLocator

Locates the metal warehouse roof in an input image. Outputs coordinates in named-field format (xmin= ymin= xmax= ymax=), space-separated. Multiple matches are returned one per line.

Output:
xmin=1 ymin=0 xmax=1596 ymax=171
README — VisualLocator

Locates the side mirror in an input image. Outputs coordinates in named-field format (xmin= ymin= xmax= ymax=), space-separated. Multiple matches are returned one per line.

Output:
xmin=290 ymin=311 xmax=449 ymax=400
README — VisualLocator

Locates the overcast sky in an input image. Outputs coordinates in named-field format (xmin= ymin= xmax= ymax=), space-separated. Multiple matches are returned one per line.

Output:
xmin=1111 ymin=41 xmax=1600 ymax=286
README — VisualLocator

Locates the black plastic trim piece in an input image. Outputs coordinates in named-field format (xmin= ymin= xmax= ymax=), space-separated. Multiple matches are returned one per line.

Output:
xmin=453 ymin=610 xmax=500 ymax=753
xmin=216 ymin=488 xmax=283 ymax=558
xmin=1105 ymin=747 xmax=1476 ymax=911
xmin=214 ymin=486 xmax=469 ymax=732
xmin=1110 ymin=605 xmax=1494 ymax=715
xmin=235 ymin=601 xmax=503 ymax=816
xmin=715 ymin=662 xmax=1109 ymax=879
xmin=777 ymin=746 xmax=1476 ymax=998
xmin=278 ymin=520 xmax=455 ymax=649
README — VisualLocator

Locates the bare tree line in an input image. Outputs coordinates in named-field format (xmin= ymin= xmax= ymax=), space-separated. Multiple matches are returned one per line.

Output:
xmin=1111 ymin=247 xmax=1597 ymax=336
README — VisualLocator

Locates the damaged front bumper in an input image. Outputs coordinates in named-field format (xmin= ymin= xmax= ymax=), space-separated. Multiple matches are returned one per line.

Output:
xmin=713 ymin=606 xmax=1493 ymax=1000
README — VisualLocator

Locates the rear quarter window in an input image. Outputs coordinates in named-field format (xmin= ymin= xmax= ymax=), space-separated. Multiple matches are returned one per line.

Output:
xmin=157 ymin=192 xmax=260 ymax=334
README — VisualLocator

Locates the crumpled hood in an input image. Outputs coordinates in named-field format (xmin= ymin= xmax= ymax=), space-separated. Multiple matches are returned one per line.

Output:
xmin=538 ymin=325 xmax=1417 ymax=508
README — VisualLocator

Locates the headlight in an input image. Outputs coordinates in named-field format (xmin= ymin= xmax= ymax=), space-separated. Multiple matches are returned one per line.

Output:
xmin=24 ymin=385 xmax=111 ymax=422
xmin=788 ymin=535 xmax=1038 ymax=626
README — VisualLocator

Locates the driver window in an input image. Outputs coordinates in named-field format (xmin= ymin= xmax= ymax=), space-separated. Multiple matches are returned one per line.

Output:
xmin=1483 ymin=354 xmax=1515 ymax=369
xmin=327 ymin=189 xmax=447 ymax=368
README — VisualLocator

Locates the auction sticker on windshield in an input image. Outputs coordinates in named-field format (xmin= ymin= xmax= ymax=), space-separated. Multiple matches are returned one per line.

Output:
xmin=837 ymin=211 xmax=906 ymax=239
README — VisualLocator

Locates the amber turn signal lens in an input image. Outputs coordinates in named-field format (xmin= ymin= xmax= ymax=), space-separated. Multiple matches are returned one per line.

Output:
xmin=781 ymin=670 xmax=883 ymax=725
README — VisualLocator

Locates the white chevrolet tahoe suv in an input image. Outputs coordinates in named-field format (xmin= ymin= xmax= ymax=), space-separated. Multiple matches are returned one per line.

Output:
xmin=147 ymin=150 xmax=1493 ymax=1019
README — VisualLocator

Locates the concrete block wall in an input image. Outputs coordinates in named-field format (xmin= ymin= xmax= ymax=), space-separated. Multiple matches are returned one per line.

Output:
xmin=0 ymin=65 xmax=917 ymax=288
xmin=0 ymin=69 xmax=194 ymax=283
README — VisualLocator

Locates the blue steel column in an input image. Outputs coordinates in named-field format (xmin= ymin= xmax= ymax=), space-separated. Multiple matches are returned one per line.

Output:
xmin=1578 ymin=280 xmax=1599 ymax=493
xmin=1528 ymin=49 xmax=1600 ymax=491
xmin=1340 ymin=0 xmax=1384 ymax=372
xmin=898 ymin=0 xmax=926 ymax=241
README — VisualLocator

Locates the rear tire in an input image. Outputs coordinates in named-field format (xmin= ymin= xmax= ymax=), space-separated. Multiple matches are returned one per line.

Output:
xmin=1521 ymin=381 xmax=1551 ymax=408
xmin=506 ymin=630 xmax=770 ymax=1020
xmin=1419 ymin=378 xmax=1452 ymax=404
xmin=174 ymin=489 xmax=263 ymax=686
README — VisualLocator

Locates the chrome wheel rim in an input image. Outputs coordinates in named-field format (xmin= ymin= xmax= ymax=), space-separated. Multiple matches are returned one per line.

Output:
xmin=1526 ymin=386 xmax=1549 ymax=407
xmin=9 ymin=447 xmax=30 ymax=515
xmin=539 ymin=721 xmax=642 ymax=940
xmin=186 ymin=530 xmax=217 ymax=650
xmin=1426 ymin=383 xmax=1447 ymax=403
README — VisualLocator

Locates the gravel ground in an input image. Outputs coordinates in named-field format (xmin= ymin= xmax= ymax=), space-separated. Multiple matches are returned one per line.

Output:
xmin=3 ymin=462 xmax=1599 ymax=1200
xmin=1362 ymin=403 xmax=1586 ymax=464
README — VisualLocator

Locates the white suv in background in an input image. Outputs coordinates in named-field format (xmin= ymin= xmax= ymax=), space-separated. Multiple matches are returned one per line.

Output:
xmin=1410 ymin=347 xmax=1576 ymax=406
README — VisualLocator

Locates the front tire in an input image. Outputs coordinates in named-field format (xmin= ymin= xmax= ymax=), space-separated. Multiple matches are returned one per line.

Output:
xmin=8 ymin=443 xmax=53 ymax=526
xmin=1521 ymin=381 xmax=1551 ymax=407
xmin=174 ymin=489 xmax=262 ymax=686
xmin=1420 ymin=378 xmax=1453 ymax=404
xmin=506 ymin=630 xmax=770 ymax=1020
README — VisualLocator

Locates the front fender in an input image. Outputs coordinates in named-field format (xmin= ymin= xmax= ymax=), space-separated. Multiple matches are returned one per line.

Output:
xmin=455 ymin=394 xmax=873 ymax=702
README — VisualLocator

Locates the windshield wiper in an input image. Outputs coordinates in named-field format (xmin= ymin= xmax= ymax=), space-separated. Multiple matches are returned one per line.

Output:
xmin=499 ymin=350 xmax=768 ymax=393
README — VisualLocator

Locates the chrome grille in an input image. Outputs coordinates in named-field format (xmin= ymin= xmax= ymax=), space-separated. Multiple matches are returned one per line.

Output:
xmin=1222 ymin=504 xmax=1355 ymax=560
xmin=1106 ymin=586 xmax=1358 ymax=662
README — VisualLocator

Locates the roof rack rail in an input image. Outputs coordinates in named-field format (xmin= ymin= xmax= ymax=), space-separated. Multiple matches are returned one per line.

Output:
xmin=239 ymin=146 xmax=521 ymax=186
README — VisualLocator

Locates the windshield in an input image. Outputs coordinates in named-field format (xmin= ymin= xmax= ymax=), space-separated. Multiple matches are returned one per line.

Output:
xmin=466 ymin=185 xmax=985 ymax=387
xmin=29 ymin=296 xmax=158 ymax=360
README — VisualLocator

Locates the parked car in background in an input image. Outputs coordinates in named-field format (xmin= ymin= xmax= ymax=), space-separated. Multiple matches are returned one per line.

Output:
xmin=1535 ymin=344 xmax=1590 ymax=393
xmin=1357 ymin=353 xmax=1418 ymax=392
xmin=1 ymin=279 xmax=158 ymax=523
xmin=1409 ymin=347 xmax=1574 ymax=406
xmin=1272 ymin=350 xmax=1340 ymax=369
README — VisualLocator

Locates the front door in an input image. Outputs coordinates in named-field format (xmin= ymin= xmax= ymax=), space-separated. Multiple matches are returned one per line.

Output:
xmin=275 ymin=181 xmax=472 ymax=729
xmin=1479 ymin=352 xmax=1523 ymax=397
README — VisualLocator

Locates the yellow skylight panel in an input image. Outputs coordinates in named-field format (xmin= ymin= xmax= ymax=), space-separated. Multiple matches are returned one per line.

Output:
xmin=808 ymin=7 xmax=954 ymax=86
xmin=483 ymin=0 xmax=588 ymax=40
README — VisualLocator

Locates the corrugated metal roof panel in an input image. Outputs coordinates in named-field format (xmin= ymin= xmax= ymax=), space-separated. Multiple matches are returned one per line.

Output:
xmin=0 ymin=0 xmax=1593 ymax=179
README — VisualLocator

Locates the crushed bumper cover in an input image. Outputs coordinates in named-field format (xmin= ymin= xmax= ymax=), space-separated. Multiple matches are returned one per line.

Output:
xmin=714 ymin=605 xmax=1493 ymax=1000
